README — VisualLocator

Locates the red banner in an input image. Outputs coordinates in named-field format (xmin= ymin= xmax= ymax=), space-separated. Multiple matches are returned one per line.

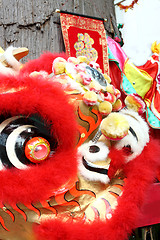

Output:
xmin=60 ymin=13 xmax=109 ymax=74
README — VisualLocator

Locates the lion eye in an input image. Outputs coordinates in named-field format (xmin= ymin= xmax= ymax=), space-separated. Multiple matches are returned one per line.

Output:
xmin=0 ymin=115 xmax=57 ymax=169
xmin=25 ymin=137 xmax=50 ymax=163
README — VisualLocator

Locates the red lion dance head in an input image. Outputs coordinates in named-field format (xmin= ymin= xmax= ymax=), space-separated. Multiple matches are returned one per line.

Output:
xmin=0 ymin=51 xmax=159 ymax=240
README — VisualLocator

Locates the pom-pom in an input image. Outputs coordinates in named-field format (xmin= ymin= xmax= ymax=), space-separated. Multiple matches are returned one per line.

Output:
xmin=29 ymin=71 xmax=48 ymax=78
xmin=100 ymin=112 xmax=129 ymax=140
xmin=52 ymin=57 xmax=66 ymax=75
xmin=89 ymin=81 xmax=101 ymax=93
xmin=77 ymin=56 xmax=88 ymax=64
xmin=112 ymin=99 xmax=123 ymax=111
xmin=76 ymin=72 xmax=91 ymax=85
xmin=103 ymin=73 xmax=111 ymax=84
xmin=100 ymin=91 xmax=116 ymax=104
xmin=98 ymin=101 xmax=112 ymax=116
xmin=67 ymin=57 xmax=79 ymax=65
xmin=115 ymin=89 xmax=121 ymax=98
xmin=83 ymin=91 xmax=98 ymax=106
xmin=74 ymin=63 xmax=86 ymax=72
xmin=106 ymin=85 xmax=116 ymax=95
xmin=125 ymin=94 xmax=146 ymax=114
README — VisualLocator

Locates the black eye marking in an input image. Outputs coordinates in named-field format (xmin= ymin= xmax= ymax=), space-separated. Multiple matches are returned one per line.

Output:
xmin=129 ymin=127 xmax=138 ymax=142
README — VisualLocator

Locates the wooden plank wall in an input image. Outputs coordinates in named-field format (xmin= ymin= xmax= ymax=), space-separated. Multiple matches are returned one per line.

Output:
xmin=0 ymin=0 xmax=117 ymax=61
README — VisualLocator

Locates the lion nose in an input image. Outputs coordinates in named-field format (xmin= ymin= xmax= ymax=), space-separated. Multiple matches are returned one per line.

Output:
xmin=89 ymin=145 xmax=100 ymax=153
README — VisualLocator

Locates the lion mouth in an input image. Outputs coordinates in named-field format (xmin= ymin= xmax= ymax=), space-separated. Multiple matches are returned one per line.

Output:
xmin=82 ymin=156 xmax=110 ymax=175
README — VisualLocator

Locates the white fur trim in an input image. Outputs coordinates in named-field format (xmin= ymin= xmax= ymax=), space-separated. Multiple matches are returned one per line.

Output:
xmin=0 ymin=62 xmax=17 ymax=75
xmin=115 ymin=109 xmax=149 ymax=161
xmin=78 ymin=141 xmax=109 ymax=162
xmin=78 ymin=141 xmax=110 ymax=184
xmin=78 ymin=158 xmax=110 ymax=184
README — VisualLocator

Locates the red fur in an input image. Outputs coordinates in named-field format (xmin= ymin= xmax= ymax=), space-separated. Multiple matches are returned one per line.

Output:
xmin=21 ymin=52 xmax=68 ymax=75
xmin=0 ymin=73 xmax=78 ymax=204
xmin=34 ymin=138 xmax=160 ymax=240
xmin=108 ymin=147 xmax=126 ymax=179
